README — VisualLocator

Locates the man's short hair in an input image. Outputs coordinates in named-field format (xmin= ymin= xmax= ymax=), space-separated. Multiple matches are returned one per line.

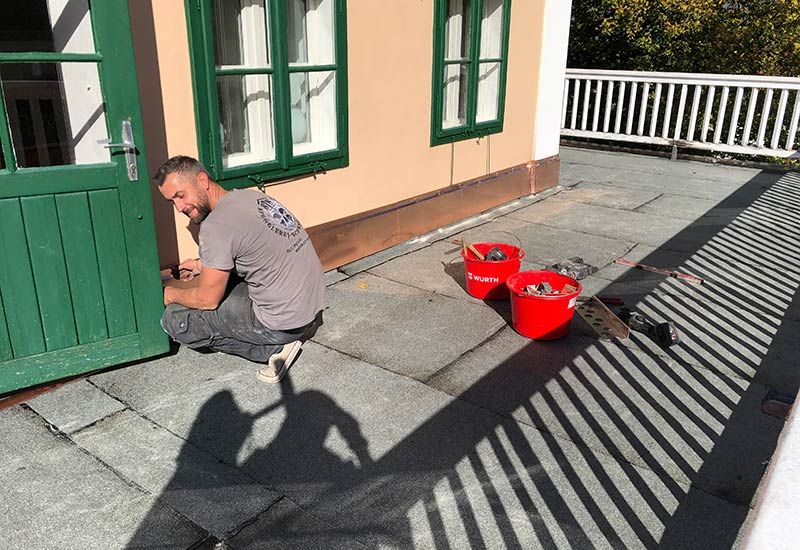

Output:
xmin=154 ymin=156 xmax=208 ymax=186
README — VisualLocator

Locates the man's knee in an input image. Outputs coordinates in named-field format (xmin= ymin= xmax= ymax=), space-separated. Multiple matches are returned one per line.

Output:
xmin=161 ymin=304 xmax=191 ymax=343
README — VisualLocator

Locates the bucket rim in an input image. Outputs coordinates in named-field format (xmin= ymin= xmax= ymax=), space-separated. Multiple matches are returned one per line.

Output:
xmin=460 ymin=241 xmax=526 ymax=263
xmin=506 ymin=270 xmax=582 ymax=299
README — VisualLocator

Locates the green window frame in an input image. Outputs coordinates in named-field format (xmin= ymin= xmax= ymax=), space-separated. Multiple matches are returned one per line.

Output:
xmin=185 ymin=0 xmax=349 ymax=188
xmin=430 ymin=0 xmax=511 ymax=146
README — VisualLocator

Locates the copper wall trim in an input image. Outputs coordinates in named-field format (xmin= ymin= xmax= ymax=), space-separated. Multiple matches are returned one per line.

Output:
xmin=533 ymin=156 xmax=561 ymax=193
xmin=309 ymin=162 xmax=533 ymax=271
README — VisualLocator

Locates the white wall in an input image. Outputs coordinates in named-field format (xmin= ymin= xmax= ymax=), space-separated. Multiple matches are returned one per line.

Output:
xmin=532 ymin=0 xmax=572 ymax=161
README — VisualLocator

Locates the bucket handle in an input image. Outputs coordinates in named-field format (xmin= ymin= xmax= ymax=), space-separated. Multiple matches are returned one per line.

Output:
xmin=482 ymin=230 xmax=523 ymax=258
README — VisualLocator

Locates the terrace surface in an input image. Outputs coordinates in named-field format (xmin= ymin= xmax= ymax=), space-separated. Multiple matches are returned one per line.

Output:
xmin=3 ymin=147 xmax=798 ymax=549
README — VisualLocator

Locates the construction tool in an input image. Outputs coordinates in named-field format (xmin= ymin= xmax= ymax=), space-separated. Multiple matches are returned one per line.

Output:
xmin=461 ymin=239 xmax=485 ymax=261
xmin=484 ymin=246 xmax=508 ymax=261
xmin=615 ymin=257 xmax=703 ymax=284
xmin=618 ymin=308 xmax=680 ymax=347
xmin=546 ymin=257 xmax=597 ymax=280
xmin=575 ymin=296 xmax=630 ymax=340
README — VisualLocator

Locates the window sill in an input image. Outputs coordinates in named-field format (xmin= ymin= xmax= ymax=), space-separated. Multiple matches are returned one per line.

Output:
xmin=430 ymin=123 xmax=504 ymax=147
xmin=216 ymin=154 xmax=348 ymax=190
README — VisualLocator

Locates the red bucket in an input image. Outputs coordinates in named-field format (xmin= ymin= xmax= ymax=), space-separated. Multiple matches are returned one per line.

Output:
xmin=461 ymin=242 xmax=524 ymax=300
xmin=506 ymin=271 xmax=582 ymax=340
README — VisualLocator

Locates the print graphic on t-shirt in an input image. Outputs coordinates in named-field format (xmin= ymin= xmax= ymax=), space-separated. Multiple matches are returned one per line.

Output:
xmin=257 ymin=197 xmax=302 ymax=239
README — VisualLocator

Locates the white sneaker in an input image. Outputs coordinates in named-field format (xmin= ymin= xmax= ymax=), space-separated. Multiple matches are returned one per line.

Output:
xmin=256 ymin=341 xmax=303 ymax=384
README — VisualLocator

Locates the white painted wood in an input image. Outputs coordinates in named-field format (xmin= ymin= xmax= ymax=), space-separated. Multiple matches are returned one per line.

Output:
xmin=603 ymin=80 xmax=613 ymax=132
xmin=687 ymin=85 xmax=702 ymax=141
xmin=771 ymin=89 xmax=788 ymax=149
xmin=673 ymin=84 xmax=688 ymax=140
xmin=592 ymin=80 xmax=602 ymax=131
xmin=561 ymin=79 xmax=569 ymax=128
xmin=561 ymin=128 xmax=799 ymax=157
xmin=581 ymin=79 xmax=591 ymax=130
xmin=649 ymin=83 xmax=662 ymax=137
xmin=757 ymin=88 xmax=773 ymax=147
xmin=626 ymin=82 xmax=637 ymax=134
xmin=638 ymin=82 xmax=650 ymax=136
xmin=566 ymin=68 xmax=800 ymax=89
xmin=534 ymin=0 xmax=572 ymax=160
xmin=561 ymin=69 xmax=800 ymax=157
xmin=614 ymin=81 xmax=625 ymax=133
xmin=701 ymin=85 xmax=715 ymax=142
xmin=787 ymin=91 xmax=800 ymax=151
xmin=727 ymin=87 xmax=744 ymax=146
xmin=743 ymin=88 xmax=759 ymax=146
xmin=713 ymin=86 xmax=729 ymax=144
xmin=570 ymin=79 xmax=580 ymax=129
xmin=662 ymin=83 xmax=674 ymax=139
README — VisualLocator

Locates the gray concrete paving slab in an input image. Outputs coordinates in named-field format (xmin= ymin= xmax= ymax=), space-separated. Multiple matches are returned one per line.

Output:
xmin=314 ymin=273 xmax=506 ymax=379
xmin=635 ymin=194 xmax=738 ymax=221
xmin=325 ymin=269 xmax=349 ymax=286
xmin=25 ymin=379 xmax=126 ymax=434
xmin=656 ymin=488 xmax=750 ymax=550
xmin=561 ymin=147 xmax=765 ymax=185
xmin=508 ymin=197 xmax=692 ymax=250
xmin=89 ymin=342 xmax=693 ymax=549
xmin=426 ymin=327 xmax=783 ymax=507
xmin=560 ymin=181 xmax=663 ymax=211
xmin=338 ymin=239 xmax=431 ymax=276
xmin=229 ymin=497 xmax=367 ymax=549
xmin=72 ymin=409 xmax=281 ymax=539
xmin=0 ymin=407 xmax=204 ymax=550
xmin=367 ymin=239 xmax=481 ymax=302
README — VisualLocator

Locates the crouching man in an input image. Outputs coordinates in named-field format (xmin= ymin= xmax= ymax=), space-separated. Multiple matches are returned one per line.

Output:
xmin=157 ymin=156 xmax=324 ymax=383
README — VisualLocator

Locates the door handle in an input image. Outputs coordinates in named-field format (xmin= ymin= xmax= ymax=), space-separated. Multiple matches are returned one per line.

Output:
xmin=98 ymin=119 xmax=138 ymax=181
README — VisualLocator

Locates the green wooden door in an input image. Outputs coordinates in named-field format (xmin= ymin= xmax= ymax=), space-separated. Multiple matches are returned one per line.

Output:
xmin=0 ymin=1 xmax=168 ymax=394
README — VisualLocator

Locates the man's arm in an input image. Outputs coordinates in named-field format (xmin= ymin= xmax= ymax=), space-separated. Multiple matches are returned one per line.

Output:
xmin=164 ymin=266 xmax=230 ymax=310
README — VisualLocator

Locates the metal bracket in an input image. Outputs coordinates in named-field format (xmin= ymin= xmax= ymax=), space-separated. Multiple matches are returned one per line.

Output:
xmin=98 ymin=119 xmax=138 ymax=181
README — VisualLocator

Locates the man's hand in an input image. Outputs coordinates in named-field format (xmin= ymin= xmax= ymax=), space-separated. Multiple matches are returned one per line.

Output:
xmin=178 ymin=258 xmax=202 ymax=280
xmin=163 ymin=266 xmax=229 ymax=310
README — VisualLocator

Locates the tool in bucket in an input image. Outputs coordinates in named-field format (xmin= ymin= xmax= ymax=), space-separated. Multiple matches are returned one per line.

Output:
xmin=458 ymin=233 xmax=525 ymax=300
xmin=506 ymin=270 xmax=582 ymax=340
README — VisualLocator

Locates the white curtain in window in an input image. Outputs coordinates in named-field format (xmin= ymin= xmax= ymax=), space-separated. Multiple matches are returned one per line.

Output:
xmin=288 ymin=0 xmax=336 ymax=155
xmin=476 ymin=0 xmax=502 ymax=123
xmin=214 ymin=0 xmax=275 ymax=168
xmin=443 ymin=0 xmax=469 ymax=129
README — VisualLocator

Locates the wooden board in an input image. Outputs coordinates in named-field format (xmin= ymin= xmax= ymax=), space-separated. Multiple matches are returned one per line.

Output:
xmin=576 ymin=296 xmax=630 ymax=340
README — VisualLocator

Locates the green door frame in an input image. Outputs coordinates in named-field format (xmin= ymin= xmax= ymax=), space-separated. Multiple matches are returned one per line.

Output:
xmin=0 ymin=1 xmax=168 ymax=394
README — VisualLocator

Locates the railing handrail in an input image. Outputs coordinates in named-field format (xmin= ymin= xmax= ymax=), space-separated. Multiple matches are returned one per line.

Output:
xmin=561 ymin=69 xmax=800 ymax=158
xmin=566 ymin=68 xmax=800 ymax=90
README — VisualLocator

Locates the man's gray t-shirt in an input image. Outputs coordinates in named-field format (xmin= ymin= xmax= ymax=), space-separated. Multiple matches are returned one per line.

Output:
xmin=198 ymin=189 xmax=324 ymax=331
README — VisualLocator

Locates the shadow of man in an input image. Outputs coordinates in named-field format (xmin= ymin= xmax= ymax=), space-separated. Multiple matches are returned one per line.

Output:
xmin=125 ymin=379 xmax=372 ymax=548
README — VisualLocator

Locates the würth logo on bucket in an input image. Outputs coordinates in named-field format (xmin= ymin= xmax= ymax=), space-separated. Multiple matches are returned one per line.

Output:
xmin=468 ymin=273 xmax=500 ymax=284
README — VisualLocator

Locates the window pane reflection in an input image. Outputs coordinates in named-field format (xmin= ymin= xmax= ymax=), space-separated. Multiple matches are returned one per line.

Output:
xmin=0 ymin=1 xmax=95 ymax=54
xmin=0 ymin=63 xmax=109 ymax=168
xmin=217 ymin=74 xmax=276 ymax=168
xmin=290 ymin=71 xmax=336 ymax=155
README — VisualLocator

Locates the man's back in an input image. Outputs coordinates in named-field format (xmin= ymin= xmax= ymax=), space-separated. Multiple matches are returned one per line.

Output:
xmin=199 ymin=189 xmax=324 ymax=330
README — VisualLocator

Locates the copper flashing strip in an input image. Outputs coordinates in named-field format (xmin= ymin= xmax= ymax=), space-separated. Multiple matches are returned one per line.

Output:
xmin=533 ymin=155 xmax=560 ymax=193
xmin=308 ymin=162 xmax=537 ymax=271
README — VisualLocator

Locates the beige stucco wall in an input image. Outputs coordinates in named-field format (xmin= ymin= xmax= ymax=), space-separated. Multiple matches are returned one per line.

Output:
xmin=131 ymin=0 xmax=546 ymax=266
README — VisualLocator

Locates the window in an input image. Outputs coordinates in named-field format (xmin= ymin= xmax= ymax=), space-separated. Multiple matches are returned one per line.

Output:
xmin=431 ymin=0 xmax=511 ymax=145
xmin=186 ymin=0 xmax=348 ymax=187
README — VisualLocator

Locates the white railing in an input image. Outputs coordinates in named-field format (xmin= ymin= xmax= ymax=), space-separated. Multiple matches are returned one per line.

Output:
xmin=561 ymin=69 xmax=800 ymax=158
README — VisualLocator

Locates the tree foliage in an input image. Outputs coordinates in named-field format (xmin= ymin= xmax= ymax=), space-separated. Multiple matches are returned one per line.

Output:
xmin=568 ymin=0 xmax=800 ymax=76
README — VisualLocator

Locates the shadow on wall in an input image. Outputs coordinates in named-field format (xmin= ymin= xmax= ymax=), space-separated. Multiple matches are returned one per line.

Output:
xmin=126 ymin=168 xmax=800 ymax=548
xmin=128 ymin=0 xmax=179 ymax=268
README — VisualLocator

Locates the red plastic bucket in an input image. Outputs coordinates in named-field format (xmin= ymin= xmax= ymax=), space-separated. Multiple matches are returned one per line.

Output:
xmin=461 ymin=242 xmax=525 ymax=300
xmin=506 ymin=271 xmax=582 ymax=340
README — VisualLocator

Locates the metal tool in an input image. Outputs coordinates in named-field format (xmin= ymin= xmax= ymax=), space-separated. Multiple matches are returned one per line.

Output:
xmin=546 ymin=257 xmax=597 ymax=280
xmin=615 ymin=257 xmax=703 ymax=284
xmin=618 ymin=308 xmax=680 ymax=347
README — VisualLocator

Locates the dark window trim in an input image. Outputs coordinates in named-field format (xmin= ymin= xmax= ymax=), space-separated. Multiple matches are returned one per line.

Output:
xmin=185 ymin=0 xmax=349 ymax=188
xmin=430 ymin=0 xmax=511 ymax=146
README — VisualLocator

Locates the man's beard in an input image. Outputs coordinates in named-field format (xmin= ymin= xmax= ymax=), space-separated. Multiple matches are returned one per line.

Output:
xmin=189 ymin=203 xmax=211 ymax=224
